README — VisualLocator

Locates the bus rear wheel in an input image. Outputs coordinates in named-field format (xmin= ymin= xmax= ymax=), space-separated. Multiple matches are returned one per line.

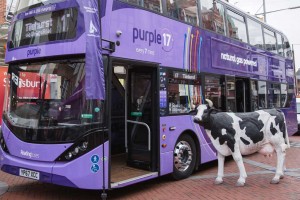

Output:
xmin=172 ymin=134 xmax=196 ymax=180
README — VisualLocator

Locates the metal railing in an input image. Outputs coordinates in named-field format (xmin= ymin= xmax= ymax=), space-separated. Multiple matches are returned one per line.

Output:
xmin=127 ymin=120 xmax=151 ymax=151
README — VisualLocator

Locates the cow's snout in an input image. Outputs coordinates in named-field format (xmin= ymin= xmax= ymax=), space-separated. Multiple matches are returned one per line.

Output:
xmin=193 ymin=116 xmax=201 ymax=123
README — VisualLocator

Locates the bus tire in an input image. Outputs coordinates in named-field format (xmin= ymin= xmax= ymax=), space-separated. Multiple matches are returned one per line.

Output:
xmin=172 ymin=134 xmax=196 ymax=180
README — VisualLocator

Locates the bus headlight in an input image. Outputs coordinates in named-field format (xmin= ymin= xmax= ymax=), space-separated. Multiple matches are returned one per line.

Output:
xmin=64 ymin=141 xmax=88 ymax=160
xmin=72 ymin=147 xmax=80 ymax=156
xmin=79 ymin=141 xmax=88 ymax=151
xmin=65 ymin=152 xmax=73 ymax=160
xmin=56 ymin=129 xmax=107 ymax=162
xmin=0 ymin=129 xmax=10 ymax=154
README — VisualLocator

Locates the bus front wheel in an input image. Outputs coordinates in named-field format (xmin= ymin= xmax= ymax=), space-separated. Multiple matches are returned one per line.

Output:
xmin=172 ymin=134 xmax=196 ymax=180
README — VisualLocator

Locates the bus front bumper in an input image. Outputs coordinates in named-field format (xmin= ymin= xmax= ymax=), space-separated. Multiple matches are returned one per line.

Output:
xmin=0 ymin=143 xmax=109 ymax=189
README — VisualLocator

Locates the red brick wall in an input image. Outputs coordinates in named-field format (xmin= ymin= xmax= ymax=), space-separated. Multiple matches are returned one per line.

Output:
xmin=0 ymin=0 xmax=6 ymax=24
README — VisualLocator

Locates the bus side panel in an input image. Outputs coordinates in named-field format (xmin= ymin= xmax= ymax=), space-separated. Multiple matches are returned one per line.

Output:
xmin=282 ymin=108 xmax=298 ymax=135
xmin=108 ymin=2 xmax=189 ymax=69
xmin=160 ymin=151 xmax=173 ymax=176
xmin=160 ymin=116 xmax=217 ymax=175
xmin=52 ymin=142 xmax=109 ymax=190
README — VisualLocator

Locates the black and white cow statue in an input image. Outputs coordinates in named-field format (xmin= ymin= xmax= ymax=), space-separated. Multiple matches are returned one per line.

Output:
xmin=193 ymin=99 xmax=290 ymax=186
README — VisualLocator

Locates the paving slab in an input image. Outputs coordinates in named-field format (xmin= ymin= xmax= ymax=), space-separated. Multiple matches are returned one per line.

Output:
xmin=0 ymin=136 xmax=300 ymax=199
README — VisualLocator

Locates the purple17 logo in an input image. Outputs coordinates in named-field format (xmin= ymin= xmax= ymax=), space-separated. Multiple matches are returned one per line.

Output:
xmin=162 ymin=29 xmax=173 ymax=52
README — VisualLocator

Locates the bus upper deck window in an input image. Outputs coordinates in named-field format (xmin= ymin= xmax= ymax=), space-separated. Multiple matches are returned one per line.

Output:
xmin=263 ymin=28 xmax=277 ymax=54
xmin=283 ymin=36 xmax=293 ymax=59
xmin=226 ymin=10 xmax=248 ymax=43
xmin=200 ymin=0 xmax=214 ymax=31
xmin=276 ymin=33 xmax=284 ymax=56
xmin=247 ymin=18 xmax=264 ymax=49
xmin=200 ymin=0 xmax=226 ymax=35
xmin=144 ymin=0 xmax=162 ymax=13
xmin=125 ymin=0 xmax=162 ymax=13
xmin=166 ymin=0 xmax=199 ymax=26
xmin=165 ymin=0 xmax=182 ymax=20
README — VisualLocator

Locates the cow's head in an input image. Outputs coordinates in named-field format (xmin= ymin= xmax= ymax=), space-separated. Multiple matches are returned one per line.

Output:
xmin=193 ymin=99 xmax=213 ymax=124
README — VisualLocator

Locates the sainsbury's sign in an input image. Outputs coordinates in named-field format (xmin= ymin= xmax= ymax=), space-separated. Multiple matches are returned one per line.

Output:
xmin=12 ymin=72 xmax=51 ymax=99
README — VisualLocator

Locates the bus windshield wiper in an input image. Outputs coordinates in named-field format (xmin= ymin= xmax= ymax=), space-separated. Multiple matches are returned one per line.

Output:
xmin=38 ymin=76 xmax=48 ymax=122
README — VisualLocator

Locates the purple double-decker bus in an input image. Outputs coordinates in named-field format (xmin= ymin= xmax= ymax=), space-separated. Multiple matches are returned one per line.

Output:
xmin=0 ymin=0 xmax=297 ymax=194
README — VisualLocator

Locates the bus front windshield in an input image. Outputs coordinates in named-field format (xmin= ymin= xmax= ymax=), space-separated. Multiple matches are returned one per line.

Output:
xmin=4 ymin=61 xmax=104 ymax=130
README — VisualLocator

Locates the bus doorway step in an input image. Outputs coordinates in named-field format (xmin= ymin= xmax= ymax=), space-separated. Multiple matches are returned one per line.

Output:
xmin=127 ymin=160 xmax=151 ymax=170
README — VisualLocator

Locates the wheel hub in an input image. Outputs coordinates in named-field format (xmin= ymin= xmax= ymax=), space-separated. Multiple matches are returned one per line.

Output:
xmin=174 ymin=141 xmax=193 ymax=172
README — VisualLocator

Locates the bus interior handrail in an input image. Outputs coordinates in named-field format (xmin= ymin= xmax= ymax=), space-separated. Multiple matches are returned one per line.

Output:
xmin=126 ymin=120 xmax=151 ymax=151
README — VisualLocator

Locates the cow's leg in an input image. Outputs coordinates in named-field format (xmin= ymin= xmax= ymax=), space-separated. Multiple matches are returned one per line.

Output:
xmin=281 ymin=143 xmax=288 ymax=179
xmin=232 ymin=151 xmax=247 ymax=187
xmin=215 ymin=152 xmax=225 ymax=185
xmin=271 ymin=145 xmax=286 ymax=184
xmin=281 ymin=164 xmax=287 ymax=179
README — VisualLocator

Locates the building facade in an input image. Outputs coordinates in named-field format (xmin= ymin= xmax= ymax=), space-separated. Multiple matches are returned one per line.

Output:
xmin=0 ymin=0 xmax=6 ymax=24
xmin=0 ymin=0 xmax=8 ymax=65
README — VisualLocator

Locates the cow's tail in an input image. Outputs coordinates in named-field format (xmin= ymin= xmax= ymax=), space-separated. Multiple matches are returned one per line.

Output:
xmin=282 ymin=112 xmax=290 ymax=149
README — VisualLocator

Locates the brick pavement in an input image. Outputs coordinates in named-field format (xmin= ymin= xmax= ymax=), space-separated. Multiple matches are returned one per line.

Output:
xmin=0 ymin=136 xmax=300 ymax=200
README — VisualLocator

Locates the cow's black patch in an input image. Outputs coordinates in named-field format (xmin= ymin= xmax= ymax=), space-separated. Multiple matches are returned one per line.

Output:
xmin=237 ymin=112 xmax=264 ymax=144
xmin=282 ymin=123 xmax=286 ymax=139
xmin=270 ymin=122 xmax=277 ymax=135
xmin=209 ymin=112 xmax=237 ymax=152
xmin=266 ymin=109 xmax=286 ymax=138
xmin=227 ymin=139 xmax=236 ymax=153
xmin=240 ymin=137 xmax=250 ymax=145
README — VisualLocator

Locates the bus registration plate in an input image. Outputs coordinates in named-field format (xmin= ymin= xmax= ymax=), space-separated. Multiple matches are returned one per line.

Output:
xmin=19 ymin=168 xmax=40 ymax=180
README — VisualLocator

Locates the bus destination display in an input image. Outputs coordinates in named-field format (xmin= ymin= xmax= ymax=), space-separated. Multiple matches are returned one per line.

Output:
xmin=10 ymin=8 xmax=78 ymax=48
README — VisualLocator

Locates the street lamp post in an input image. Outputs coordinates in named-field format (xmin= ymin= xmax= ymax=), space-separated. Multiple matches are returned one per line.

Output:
xmin=256 ymin=3 xmax=300 ymax=22
xmin=263 ymin=0 xmax=266 ymax=22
